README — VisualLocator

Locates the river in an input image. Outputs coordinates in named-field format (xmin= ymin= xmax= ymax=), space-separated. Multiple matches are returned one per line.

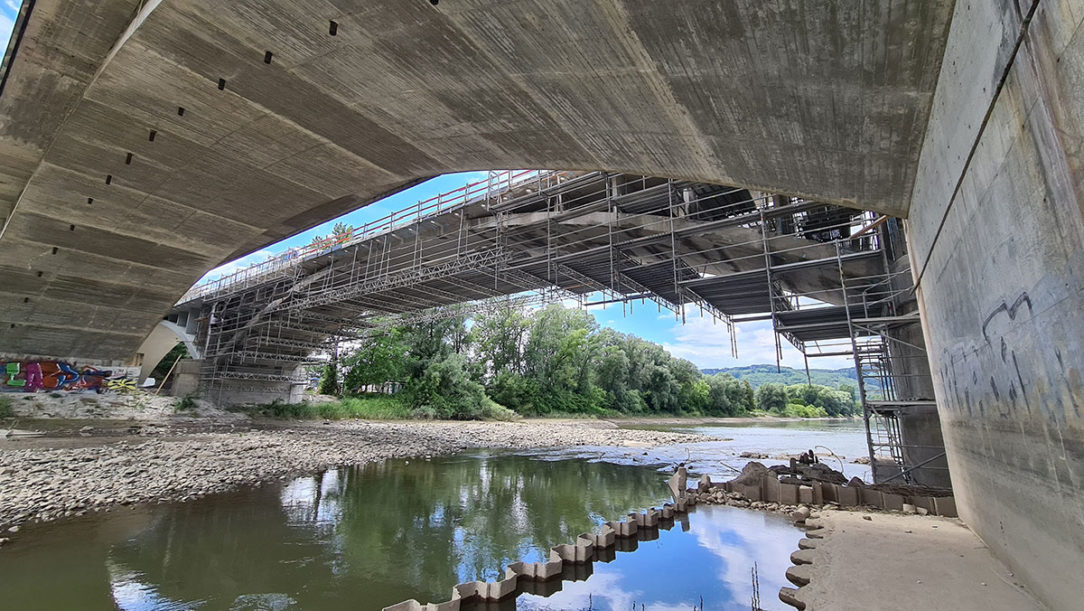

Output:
xmin=0 ymin=419 xmax=865 ymax=610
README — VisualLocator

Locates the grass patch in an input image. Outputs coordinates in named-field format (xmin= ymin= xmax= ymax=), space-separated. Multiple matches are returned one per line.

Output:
xmin=234 ymin=394 xmax=412 ymax=420
xmin=233 ymin=393 xmax=521 ymax=422
xmin=327 ymin=395 xmax=415 ymax=420
xmin=0 ymin=396 xmax=13 ymax=419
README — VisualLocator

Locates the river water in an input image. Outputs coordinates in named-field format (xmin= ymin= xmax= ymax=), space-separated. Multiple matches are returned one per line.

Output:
xmin=0 ymin=420 xmax=865 ymax=610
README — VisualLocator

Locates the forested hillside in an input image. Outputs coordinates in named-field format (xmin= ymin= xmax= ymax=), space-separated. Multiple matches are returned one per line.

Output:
xmin=701 ymin=364 xmax=858 ymax=389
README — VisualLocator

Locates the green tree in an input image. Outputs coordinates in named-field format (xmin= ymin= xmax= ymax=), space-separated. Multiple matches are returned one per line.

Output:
xmin=310 ymin=221 xmax=355 ymax=248
xmin=318 ymin=360 xmax=340 ymax=396
xmin=342 ymin=328 xmax=407 ymax=393
xmin=755 ymin=382 xmax=787 ymax=413
xmin=473 ymin=304 xmax=530 ymax=376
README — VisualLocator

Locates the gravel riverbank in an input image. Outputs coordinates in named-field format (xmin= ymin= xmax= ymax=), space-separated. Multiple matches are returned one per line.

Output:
xmin=0 ymin=420 xmax=709 ymax=532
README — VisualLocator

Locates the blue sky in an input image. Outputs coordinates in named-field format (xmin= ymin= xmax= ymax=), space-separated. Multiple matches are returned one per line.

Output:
xmin=0 ymin=2 xmax=17 ymax=42
xmin=0 ymin=5 xmax=849 ymax=371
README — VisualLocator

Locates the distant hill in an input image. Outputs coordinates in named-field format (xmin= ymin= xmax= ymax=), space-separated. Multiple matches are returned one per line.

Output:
xmin=701 ymin=364 xmax=859 ymax=389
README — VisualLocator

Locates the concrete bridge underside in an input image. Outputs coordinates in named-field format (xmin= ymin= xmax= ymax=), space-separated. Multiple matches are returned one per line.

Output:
xmin=0 ymin=1 xmax=1082 ymax=609
xmin=0 ymin=0 xmax=953 ymax=361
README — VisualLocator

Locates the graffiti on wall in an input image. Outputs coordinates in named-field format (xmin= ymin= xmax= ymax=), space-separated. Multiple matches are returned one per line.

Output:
xmin=0 ymin=361 xmax=139 ymax=393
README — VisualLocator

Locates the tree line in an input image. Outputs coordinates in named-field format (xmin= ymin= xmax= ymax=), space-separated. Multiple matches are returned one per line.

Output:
xmin=318 ymin=303 xmax=859 ymax=420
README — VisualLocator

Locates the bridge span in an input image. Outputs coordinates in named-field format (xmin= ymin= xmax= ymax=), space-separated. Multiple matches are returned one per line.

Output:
xmin=164 ymin=169 xmax=946 ymax=487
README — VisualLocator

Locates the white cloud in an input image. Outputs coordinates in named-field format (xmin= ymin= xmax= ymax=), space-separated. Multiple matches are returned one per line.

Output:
xmin=662 ymin=316 xmax=853 ymax=370
xmin=690 ymin=506 xmax=802 ymax=605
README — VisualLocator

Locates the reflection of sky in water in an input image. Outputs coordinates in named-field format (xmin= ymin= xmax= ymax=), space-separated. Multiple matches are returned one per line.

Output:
xmin=517 ymin=505 xmax=800 ymax=611
xmin=108 ymin=559 xmax=206 ymax=610
xmin=280 ymin=470 xmax=343 ymax=525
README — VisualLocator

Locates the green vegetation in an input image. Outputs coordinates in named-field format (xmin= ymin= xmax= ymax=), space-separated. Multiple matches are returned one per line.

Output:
xmin=309 ymin=221 xmax=354 ymax=249
xmin=173 ymin=394 xmax=199 ymax=412
xmin=150 ymin=343 xmax=190 ymax=382
xmin=0 ymin=396 xmax=13 ymax=419
xmin=311 ymin=302 xmax=859 ymax=421
xmin=236 ymin=394 xmax=518 ymax=421
xmin=754 ymin=382 xmax=856 ymax=417
xmin=317 ymin=361 xmax=340 ymax=396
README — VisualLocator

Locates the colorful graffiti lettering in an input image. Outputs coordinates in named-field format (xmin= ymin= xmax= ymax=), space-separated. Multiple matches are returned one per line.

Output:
xmin=0 ymin=360 xmax=133 ymax=393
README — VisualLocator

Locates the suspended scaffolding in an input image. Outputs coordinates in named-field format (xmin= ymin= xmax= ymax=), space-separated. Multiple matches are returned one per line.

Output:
xmin=170 ymin=170 xmax=946 ymax=483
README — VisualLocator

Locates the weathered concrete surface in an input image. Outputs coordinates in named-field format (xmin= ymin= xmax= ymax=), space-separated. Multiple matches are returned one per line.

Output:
xmin=906 ymin=1 xmax=1084 ymax=609
xmin=785 ymin=511 xmax=1041 ymax=611
xmin=0 ymin=0 xmax=955 ymax=362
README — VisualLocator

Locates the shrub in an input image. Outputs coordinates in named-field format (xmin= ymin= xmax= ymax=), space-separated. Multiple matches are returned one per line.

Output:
xmin=781 ymin=403 xmax=829 ymax=418
xmin=174 ymin=394 xmax=198 ymax=411
xmin=405 ymin=354 xmax=490 ymax=420
xmin=0 ymin=397 xmax=13 ymax=419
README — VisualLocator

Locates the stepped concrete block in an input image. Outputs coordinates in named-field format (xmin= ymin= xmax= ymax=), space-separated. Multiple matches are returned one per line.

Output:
xmin=779 ymin=586 xmax=807 ymax=610
xmin=592 ymin=525 xmax=616 ymax=548
xmin=837 ymin=486 xmax=859 ymax=507
xmin=786 ymin=564 xmax=813 ymax=586
xmin=799 ymin=485 xmax=813 ymax=505
xmin=790 ymin=549 xmax=816 ymax=565
xmin=779 ymin=483 xmax=800 ymax=505
xmin=607 ymin=519 xmax=637 ymax=538
xmin=553 ymin=542 xmax=592 ymax=563
xmin=881 ymin=492 xmax=905 ymax=511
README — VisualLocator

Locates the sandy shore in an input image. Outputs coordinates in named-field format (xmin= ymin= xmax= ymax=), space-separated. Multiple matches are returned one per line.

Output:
xmin=0 ymin=419 xmax=709 ymax=531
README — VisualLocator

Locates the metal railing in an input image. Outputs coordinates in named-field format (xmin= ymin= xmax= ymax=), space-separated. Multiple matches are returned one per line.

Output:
xmin=178 ymin=169 xmax=559 ymax=303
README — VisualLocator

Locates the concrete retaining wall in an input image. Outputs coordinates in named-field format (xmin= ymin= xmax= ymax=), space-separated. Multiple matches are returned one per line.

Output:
xmin=717 ymin=480 xmax=955 ymax=518
xmin=907 ymin=2 xmax=1084 ymax=609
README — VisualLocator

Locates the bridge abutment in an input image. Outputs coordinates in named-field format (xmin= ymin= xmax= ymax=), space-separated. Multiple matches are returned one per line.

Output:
xmin=202 ymin=371 xmax=307 ymax=407
xmin=907 ymin=2 xmax=1084 ymax=609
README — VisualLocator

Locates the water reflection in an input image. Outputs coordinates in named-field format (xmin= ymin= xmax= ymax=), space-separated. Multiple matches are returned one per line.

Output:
xmin=514 ymin=506 xmax=798 ymax=611
xmin=1 ymin=453 xmax=682 ymax=610
xmin=0 ymin=451 xmax=804 ymax=610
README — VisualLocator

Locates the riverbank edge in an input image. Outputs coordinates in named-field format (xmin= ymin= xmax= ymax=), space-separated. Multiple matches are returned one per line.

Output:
xmin=0 ymin=419 xmax=712 ymax=537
